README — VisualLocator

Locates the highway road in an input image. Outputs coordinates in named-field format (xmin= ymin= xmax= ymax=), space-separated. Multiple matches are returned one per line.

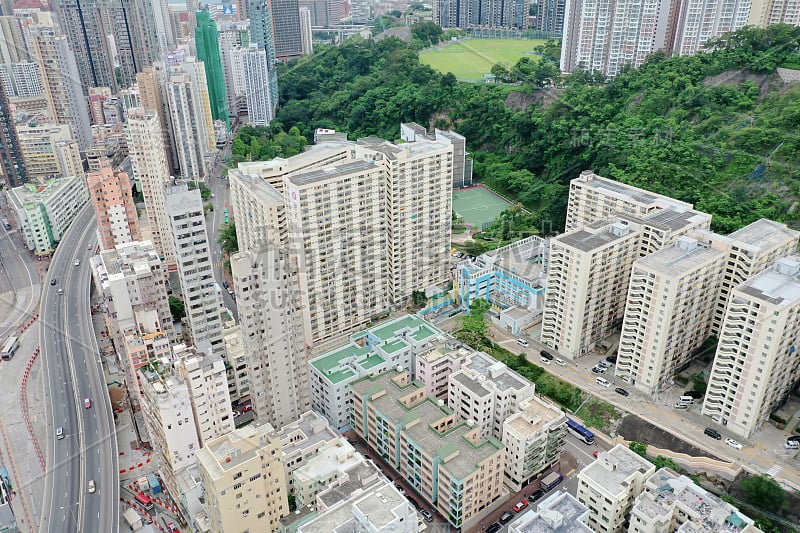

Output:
xmin=39 ymin=205 xmax=119 ymax=533
xmin=0 ymin=212 xmax=39 ymax=340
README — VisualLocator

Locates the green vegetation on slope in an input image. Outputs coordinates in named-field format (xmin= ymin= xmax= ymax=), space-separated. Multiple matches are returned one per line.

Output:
xmin=273 ymin=25 xmax=800 ymax=233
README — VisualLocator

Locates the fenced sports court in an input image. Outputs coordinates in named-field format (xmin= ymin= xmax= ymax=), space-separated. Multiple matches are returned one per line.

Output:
xmin=452 ymin=185 xmax=515 ymax=230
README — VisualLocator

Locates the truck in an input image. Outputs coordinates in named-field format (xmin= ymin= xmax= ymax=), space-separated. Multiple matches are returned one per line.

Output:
xmin=0 ymin=337 xmax=18 ymax=360
xmin=136 ymin=476 xmax=149 ymax=492
xmin=146 ymin=472 xmax=161 ymax=494
xmin=123 ymin=508 xmax=143 ymax=531
xmin=540 ymin=471 xmax=563 ymax=492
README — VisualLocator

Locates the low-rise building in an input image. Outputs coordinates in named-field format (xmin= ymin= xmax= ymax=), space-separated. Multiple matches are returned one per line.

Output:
xmin=272 ymin=411 xmax=339 ymax=496
xmin=196 ymin=422 xmax=289 ymax=533
xmin=415 ymin=343 xmax=471 ymax=401
xmin=577 ymin=443 xmax=655 ymax=532
xmin=629 ymin=468 xmax=761 ymax=533
xmin=350 ymin=370 xmax=507 ymax=531
xmin=502 ymin=397 xmax=567 ymax=491
xmin=8 ymin=176 xmax=89 ymax=255
xmin=292 ymin=438 xmax=364 ymax=505
xmin=510 ymin=491 xmax=592 ymax=533
xmin=308 ymin=314 xmax=443 ymax=432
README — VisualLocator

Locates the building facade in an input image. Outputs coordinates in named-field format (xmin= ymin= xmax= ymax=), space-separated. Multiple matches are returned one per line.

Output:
xmin=15 ymin=122 xmax=82 ymax=181
xmin=195 ymin=10 xmax=230 ymax=128
xmin=0 ymin=80 xmax=26 ymax=187
xmin=240 ymin=44 xmax=275 ymax=126
xmin=247 ymin=0 xmax=279 ymax=105
xmin=165 ymin=62 xmax=214 ymax=181
xmin=86 ymin=161 xmax=141 ymax=250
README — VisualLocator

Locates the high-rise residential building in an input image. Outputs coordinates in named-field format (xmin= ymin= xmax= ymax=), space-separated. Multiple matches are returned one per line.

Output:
xmin=231 ymin=246 xmax=309 ymax=429
xmin=52 ymin=0 xmax=115 ymax=90
xmin=124 ymin=107 xmax=177 ymax=269
xmin=534 ymin=0 xmax=566 ymax=34
xmin=448 ymin=351 xmax=536 ymax=442
xmin=541 ymin=219 xmax=643 ymax=359
xmin=247 ymin=0 xmax=279 ymax=105
xmin=400 ymin=122 xmax=473 ymax=189
xmin=577 ymin=443 xmax=656 ymax=532
xmin=28 ymin=24 xmax=92 ymax=150
xmin=271 ymin=0 xmax=304 ymax=61
xmin=217 ymin=21 xmax=250 ymax=116
xmin=671 ymin=0 xmax=752 ymax=57
xmin=615 ymin=236 xmax=727 ymax=394
xmin=630 ymin=468 xmax=761 ymax=533
xmin=222 ymin=322 xmax=250 ymax=404
xmin=433 ymin=0 xmax=530 ymax=29
xmin=240 ymin=44 xmax=275 ymax=125
xmin=196 ymin=422 xmax=289 ymax=533
xmin=750 ymin=0 xmax=800 ymax=25
xmin=166 ymin=184 xmax=224 ymax=356
xmin=0 ymin=15 xmax=28 ymax=63
xmin=298 ymin=0 xmax=326 ymax=25
xmin=16 ymin=123 xmax=83 ymax=181
xmin=172 ymin=343 xmax=235 ymax=446
xmin=350 ymin=369 xmax=507 ymax=531
xmin=195 ymin=10 xmax=230 ymax=129
xmin=86 ymin=160 xmax=141 ymax=250
xmin=702 ymin=257 xmax=800 ymax=438
xmin=1 ymin=61 xmax=43 ymax=97
xmin=8 ymin=177 xmax=89 ymax=255
xmin=150 ymin=0 xmax=176 ymax=53
xmin=0 ymin=80 xmax=25 ymax=187
xmin=136 ymin=65 xmax=180 ymax=173
xmin=299 ymin=7 xmax=312 ymax=54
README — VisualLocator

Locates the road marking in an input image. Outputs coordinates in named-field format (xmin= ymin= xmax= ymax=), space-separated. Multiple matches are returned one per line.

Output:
xmin=766 ymin=465 xmax=781 ymax=476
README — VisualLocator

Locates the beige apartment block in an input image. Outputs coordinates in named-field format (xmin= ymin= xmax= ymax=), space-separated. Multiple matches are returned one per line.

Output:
xmin=749 ymin=0 xmax=800 ymax=25
xmin=122 ymin=331 xmax=171 ymax=403
xmin=222 ymin=322 xmax=250 ymax=404
xmin=17 ymin=122 xmax=83 ymax=181
xmin=702 ymin=257 xmax=800 ymax=438
xmin=692 ymin=219 xmax=800 ymax=336
xmin=416 ymin=344 xmax=471 ymax=401
xmin=541 ymin=219 xmax=642 ymax=359
xmin=196 ymin=422 xmax=289 ymax=533
xmin=502 ymin=397 xmax=567 ymax=492
xmin=616 ymin=236 xmax=727 ymax=394
xmin=577 ymin=443 xmax=656 ymax=533
xmin=629 ymin=468 xmax=762 ymax=533
xmin=448 ymin=351 xmax=535 ymax=442
xmin=87 ymin=161 xmax=141 ymax=251
xmin=291 ymin=438 xmax=365 ymax=505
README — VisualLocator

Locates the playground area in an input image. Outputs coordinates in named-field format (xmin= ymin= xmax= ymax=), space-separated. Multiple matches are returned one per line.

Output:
xmin=419 ymin=38 xmax=546 ymax=81
xmin=452 ymin=185 xmax=515 ymax=230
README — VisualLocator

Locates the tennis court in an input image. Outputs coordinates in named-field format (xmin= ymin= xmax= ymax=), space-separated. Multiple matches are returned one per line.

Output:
xmin=452 ymin=185 xmax=514 ymax=229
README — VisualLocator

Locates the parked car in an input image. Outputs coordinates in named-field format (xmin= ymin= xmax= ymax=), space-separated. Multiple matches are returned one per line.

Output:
xmin=529 ymin=489 xmax=545 ymax=502
xmin=615 ymin=387 xmax=629 ymax=397
xmin=596 ymin=377 xmax=611 ymax=388
xmin=683 ymin=390 xmax=704 ymax=399
xmin=499 ymin=512 xmax=515 ymax=524
xmin=606 ymin=355 xmax=618 ymax=364
xmin=517 ymin=339 xmax=530 ymax=347
xmin=725 ymin=438 xmax=743 ymax=450
xmin=420 ymin=509 xmax=433 ymax=522
xmin=56 ymin=427 xmax=64 ymax=440
xmin=704 ymin=427 xmax=722 ymax=440
xmin=674 ymin=402 xmax=689 ymax=409
xmin=598 ymin=360 xmax=611 ymax=369
xmin=540 ymin=351 xmax=554 ymax=361
xmin=555 ymin=358 xmax=566 ymax=366
xmin=786 ymin=437 xmax=800 ymax=449
xmin=540 ymin=357 xmax=551 ymax=365
xmin=486 ymin=522 xmax=502 ymax=533
xmin=513 ymin=499 xmax=529 ymax=513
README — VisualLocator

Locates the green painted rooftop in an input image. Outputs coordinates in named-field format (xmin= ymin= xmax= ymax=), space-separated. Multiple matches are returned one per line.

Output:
xmin=368 ymin=314 xmax=441 ymax=341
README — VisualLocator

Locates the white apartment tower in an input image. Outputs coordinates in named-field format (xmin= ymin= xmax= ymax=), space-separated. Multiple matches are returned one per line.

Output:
xmin=616 ymin=236 xmax=727 ymax=394
xmin=702 ymin=257 xmax=800 ymax=438
xmin=241 ymin=44 xmax=275 ymax=126
xmin=166 ymin=184 xmax=225 ymax=356
xmin=231 ymin=247 xmax=310 ymax=429
xmin=125 ymin=108 xmax=178 ymax=269
xmin=541 ymin=219 xmax=642 ymax=359
xmin=672 ymin=0 xmax=752 ymax=56
xmin=749 ymin=0 xmax=800 ymax=25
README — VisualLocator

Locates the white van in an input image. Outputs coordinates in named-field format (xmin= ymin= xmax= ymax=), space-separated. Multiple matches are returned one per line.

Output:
xmin=678 ymin=395 xmax=695 ymax=404
xmin=596 ymin=377 xmax=611 ymax=388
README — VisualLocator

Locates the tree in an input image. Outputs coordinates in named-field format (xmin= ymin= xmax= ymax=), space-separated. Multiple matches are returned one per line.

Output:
xmin=629 ymin=441 xmax=647 ymax=457
xmin=411 ymin=290 xmax=427 ymax=309
xmin=650 ymin=456 xmax=681 ymax=473
xmin=218 ymin=222 xmax=239 ymax=255
xmin=740 ymin=475 xmax=785 ymax=512
xmin=168 ymin=296 xmax=186 ymax=321
xmin=453 ymin=298 xmax=491 ymax=348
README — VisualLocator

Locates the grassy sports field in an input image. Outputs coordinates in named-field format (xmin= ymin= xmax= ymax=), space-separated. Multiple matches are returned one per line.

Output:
xmin=452 ymin=185 xmax=515 ymax=229
xmin=419 ymin=38 xmax=546 ymax=81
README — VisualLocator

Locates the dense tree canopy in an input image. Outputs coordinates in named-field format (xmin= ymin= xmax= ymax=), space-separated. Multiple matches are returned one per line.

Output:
xmin=270 ymin=25 xmax=800 ymax=233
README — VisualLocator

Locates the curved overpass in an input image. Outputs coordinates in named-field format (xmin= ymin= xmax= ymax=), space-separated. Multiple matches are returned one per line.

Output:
xmin=39 ymin=205 xmax=118 ymax=533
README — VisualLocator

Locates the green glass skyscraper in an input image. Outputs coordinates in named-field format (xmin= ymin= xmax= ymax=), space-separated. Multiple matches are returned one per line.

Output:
xmin=195 ymin=10 xmax=230 ymax=130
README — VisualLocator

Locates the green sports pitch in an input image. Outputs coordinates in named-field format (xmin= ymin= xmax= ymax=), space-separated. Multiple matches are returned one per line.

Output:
xmin=420 ymin=38 xmax=546 ymax=81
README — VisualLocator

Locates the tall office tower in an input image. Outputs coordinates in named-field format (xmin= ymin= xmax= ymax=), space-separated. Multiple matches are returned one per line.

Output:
xmin=28 ymin=24 xmax=92 ymax=150
xmin=541 ymin=219 xmax=643 ymax=360
xmin=231 ymin=247 xmax=309 ymax=428
xmin=750 ymin=0 xmax=800 ymax=25
xmin=195 ymin=11 xmax=230 ymax=129
xmin=52 ymin=0 xmax=116 ymax=90
xmin=298 ymin=7 xmax=312 ymax=54
xmin=87 ymin=160 xmax=141 ymax=250
xmin=165 ymin=61 xmax=215 ymax=181
xmin=16 ymin=123 xmax=83 ymax=180
xmin=535 ymin=0 xmax=566 ymax=33
xmin=326 ymin=0 xmax=345 ymax=25
xmin=697 ymin=219 xmax=800 ymax=336
xmin=615 ymin=236 xmax=727 ymax=394
xmin=248 ymin=0 xmax=279 ymax=105
xmin=702 ymin=257 xmax=800 ymax=438
xmin=240 ymin=44 xmax=275 ymax=125
xmin=165 ymin=184 xmax=225 ymax=356
xmin=671 ymin=0 xmax=751 ymax=56
xmin=172 ymin=343 xmax=235 ymax=446
xmin=196 ymin=423 xmax=289 ymax=533
xmin=150 ymin=0 xmax=176 ymax=53
xmin=0 ymin=80 xmax=26 ymax=187
xmin=271 ymin=0 xmax=303 ymax=60
xmin=124 ymin=108 xmax=178 ymax=269
xmin=298 ymin=0 xmax=326 ymax=25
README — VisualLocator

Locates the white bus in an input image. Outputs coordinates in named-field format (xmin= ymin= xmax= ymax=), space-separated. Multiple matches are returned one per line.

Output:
xmin=1 ymin=336 xmax=19 ymax=360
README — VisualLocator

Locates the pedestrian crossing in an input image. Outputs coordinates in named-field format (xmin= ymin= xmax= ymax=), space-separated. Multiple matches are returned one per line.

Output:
xmin=766 ymin=464 xmax=781 ymax=477
xmin=213 ymin=261 xmax=223 ymax=268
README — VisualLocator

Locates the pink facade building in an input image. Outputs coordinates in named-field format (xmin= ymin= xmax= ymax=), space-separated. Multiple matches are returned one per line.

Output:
xmin=87 ymin=160 xmax=141 ymax=251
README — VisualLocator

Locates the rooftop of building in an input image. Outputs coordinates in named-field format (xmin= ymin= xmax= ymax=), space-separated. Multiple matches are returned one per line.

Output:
xmin=195 ymin=422 xmax=276 ymax=479
xmin=471 ymin=235 xmax=548 ymax=283
xmin=418 ymin=344 xmax=471 ymax=365
xmin=99 ymin=240 xmax=160 ymax=277
xmin=624 ymin=207 xmax=712 ymax=233
xmin=572 ymin=171 xmax=694 ymax=211
xmin=556 ymin=219 xmax=639 ymax=253
xmin=462 ymin=351 xmax=530 ymax=392
xmin=635 ymin=236 xmax=726 ymax=276
xmin=272 ymin=411 xmax=339 ymax=460
xmin=633 ymin=469 xmax=756 ymax=532
xmin=504 ymin=397 xmax=565 ymax=438
xmin=737 ymin=256 xmax=800 ymax=306
xmin=727 ymin=218 xmax=800 ymax=252
xmin=293 ymin=438 xmax=362 ymax=484
xmin=315 ymin=460 xmax=383 ymax=509
xmin=451 ymin=371 xmax=490 ymax=397
xmin=289 ymin=160 xmax=379 ymax=187
xmin=579 ymin=443 xmax=654 ymax=497
xmin=9 ymin=175 xmax=83 ymax=205
xmin=511 ymin=491 xmax=591 ymax=533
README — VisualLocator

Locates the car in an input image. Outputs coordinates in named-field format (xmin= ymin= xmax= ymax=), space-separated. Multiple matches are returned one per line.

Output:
xmin=50 ymin=278 xmax=57 ymax=286
xmin=420 ymin=509 xmax=433 ymax=522
xmin=786 ymin=438 xmax=800 ymax=450
xmin=606 ymin=355 xmax=618 ymax=364
xmin=57 ymin=288 xmax=63 ymax=295
xmin=555 ymin=358 xmax=566 ymax=366
xmin=223 ymin=281 xmax=230 ymax=289
xmin=591 ymin=366 xmax=602 ymax=373
xmin=615 ymin=387 xmax=629 ymax=397
xmin=598 ymin=360 xmax=611 ymax=369
xmin=486 ymin=523 xmax=502 ymax=533
xmin=704 ymin=427 xmax=722 ymax=440
xmin=56 ymin=427 xmax=64 ymax=440
xmin=674 ymin=402 xmax=688 ymax=409
xmin=513 ymin=499 xmax=529 ymax=513
xmin=408 ymin=498 xmax=420 ymax=509
xmin=529 ymin=489 xmax=545 ymax=502
xmin=74 ymin=259 xmax=80 ymax=266
xmin=725 ymin=438 xmax=743 ymax=450
xmin=499 ymin=511 xmax=515 ymax=524
xmin=88 ymin=480 xmax=96 ymax=494
xmin=787 ymin=435 xmax=800 ymax=444
xmin=540 ymin=357 xmax=551 ymax=365
xmin=167 ymin=523 xmax=179 ymax=533
xmin=595 ymin=377 xmax=611 ymax=388
xmin=517 ymin=339 xmax=530 ymax=347
xmin=87 ymin=244 xmax=92 ymax=250
xmin=540 ymin=351 xmax=554 ymax=361
xmin=84 ymin=398 xmax=92 ymax=409
xmin=233 ymin=410 xmax=241 ymax=418
xmin=683 ymin=390 xmax=704 ymax=399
